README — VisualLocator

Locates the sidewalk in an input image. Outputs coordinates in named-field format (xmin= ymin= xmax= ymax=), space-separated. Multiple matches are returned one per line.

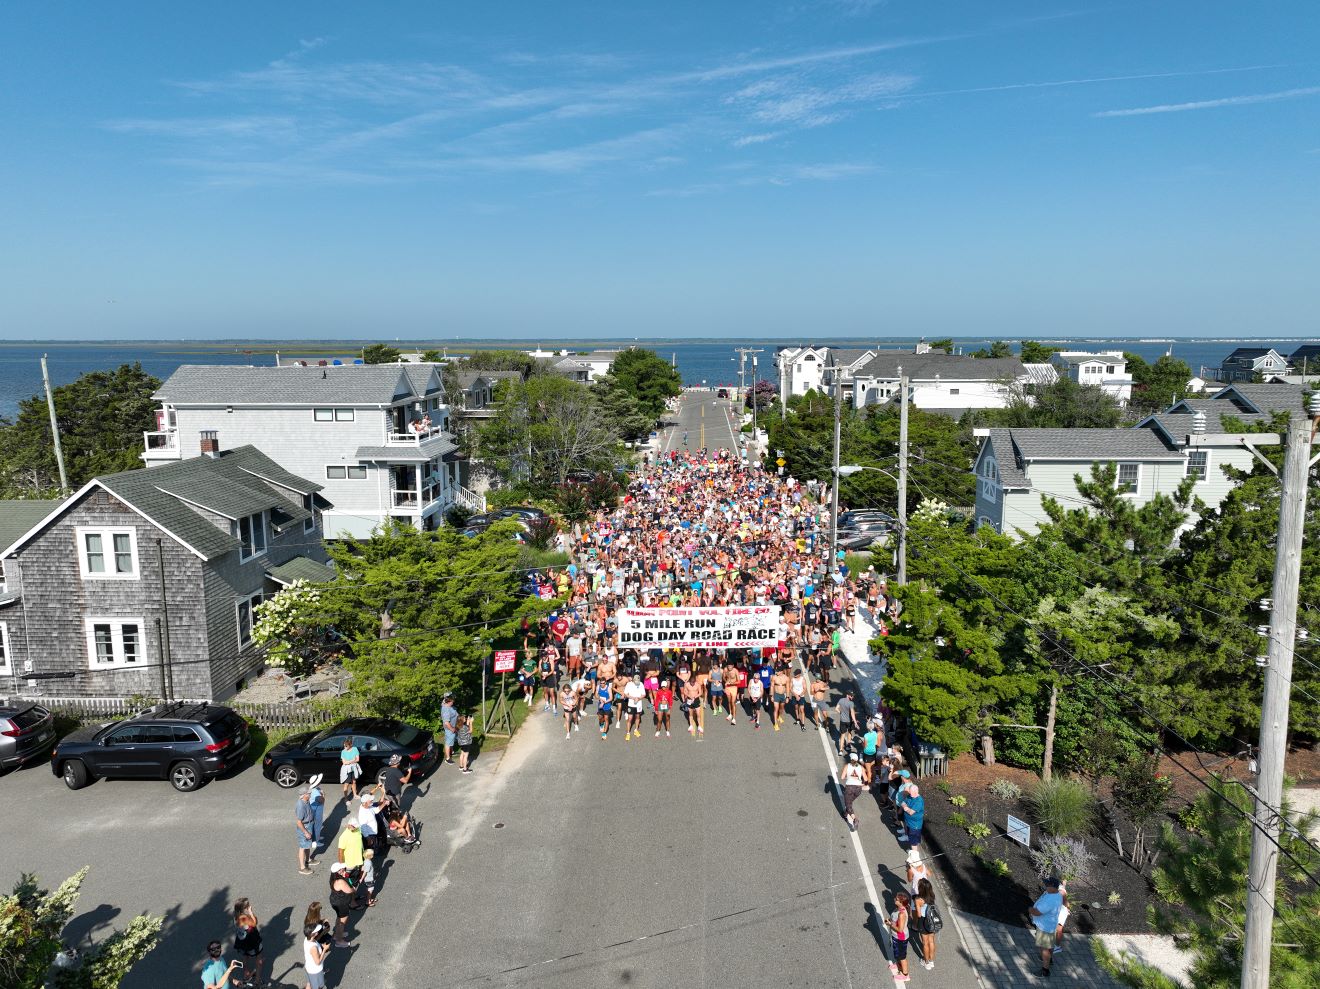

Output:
xmin=835 ymin=611 xmax=1177 ymax=989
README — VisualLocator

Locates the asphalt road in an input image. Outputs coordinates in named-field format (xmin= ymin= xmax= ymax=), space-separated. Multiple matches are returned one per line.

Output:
xmin=0 ymin=665 xmax=982 ymax=988
xmin=657 ymin=390 xmax=741 ymax=455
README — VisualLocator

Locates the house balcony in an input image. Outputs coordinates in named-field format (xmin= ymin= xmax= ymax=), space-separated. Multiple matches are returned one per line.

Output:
xmin=391 ymin=480 xmax=445 ymax=510
xmin=386 ymin=422 xmax=448 ymax=445
xmin=142 ymin=430 xmax=182 ymax=462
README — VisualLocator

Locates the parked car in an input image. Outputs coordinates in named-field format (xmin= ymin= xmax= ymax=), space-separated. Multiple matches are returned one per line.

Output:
xmin=837 ymin=529 xmax=886 ymax=551
xmin=0 ymin=703 xmax=56 ymax=771
xmin=564 ymin=469 xmax=597 ymax=484
xmin=51 ymin=702 xmax=250 ymax=792
xmin=490 ymin=505 xmax=549 ymax=523
xmin=717 ymin=388 xmax=729 ymax=398
xmin=262 ymin=717 xmax=437 ymax=789
xmin=838 ymin=509 xmax=895 ymax=530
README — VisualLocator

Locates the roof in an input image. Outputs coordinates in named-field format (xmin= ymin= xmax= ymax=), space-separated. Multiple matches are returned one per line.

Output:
xmin=982 ymin=430 xmax=1029 ymax=489
xmin=154 ymin=364 xmax=440 ymax=406
xmin=0 ymin=500 xmax=63 ymax=557
xmin=1210 ymin=384 xmax=1308 ymax=416
xmin=1021 ymin=363 xmax=1060 ymax=386
xmin=854 ymin=352 xmax=1026 ymax=382
xmin=549 ymin=357 xmax=590 ymax=372
xmin=267 ymin=556 xmax=336 ymax=585
xmin=1004 ymin=428 xmax=1181 ymax=462
xmin=830 ymin=348 xmax=874 ymax=367
xmin=1139 ymin=410 xmax=1271 ymax=445
xmin=93 ymin=446 xmax=322 ymax=558
xmin=355 ymin=434 xmax=457 ymax=462
xmin=1053 ymin=351 xmax=1124 ymax=362
xmin=1288 ymin=344 xmax=1320 ymax=364
xmin=1222 ymin=347 xmax=1280 ymax=362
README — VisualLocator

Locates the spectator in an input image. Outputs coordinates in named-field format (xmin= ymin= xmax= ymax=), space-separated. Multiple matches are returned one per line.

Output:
xmin=441 ymin=692 xmax=459 ymax=764
xmin=339 ymin=737 xmax=361 ymax=803
xmin=328 ymin=864 xmax=355 ymax=947
xmin=1029 ymin=876 xmax=1066 ymax=977
xmin=380 ymin=753 xmax=412 ymax=811
xmin=914 ymin=877 xmax=939 ymax=971
xmin=885 ymin=892 xmax=912 ymax=982
xmin=303 ymin=921 xmax=332 ymax=989
xmin=337 ymin=819 xmax=364 ymax=872
xmin=357 ymin=790 xmax=380 ymax=848
xmin=231 ymin=898 xmax=263 ymax=988
xmin=900 ymin=782 xmax=925 ymax=855
xmin=456 ymin=715 xmax=474 ymax=772
xmin=307 ymin=773 xmax=326 ymax=857
xmin=361 ymin=848 xmax=377 ymax=907
xmin=201 ymin=939 xmax=241 ymax=989
xmin=295 ymin=786 xmax=316 ymax=875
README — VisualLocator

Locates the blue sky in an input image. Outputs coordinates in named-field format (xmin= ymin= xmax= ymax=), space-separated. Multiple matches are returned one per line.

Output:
xmin=1 ymin=1 xmax=1317 ymax=341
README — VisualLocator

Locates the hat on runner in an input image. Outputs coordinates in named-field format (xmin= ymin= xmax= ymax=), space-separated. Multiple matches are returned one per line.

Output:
xmin=849 ymin=751 xmax=860 ymax=762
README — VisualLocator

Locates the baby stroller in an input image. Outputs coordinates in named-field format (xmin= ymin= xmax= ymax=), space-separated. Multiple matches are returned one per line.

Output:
xmin=382 ymin=804 xmax=422 ymax=853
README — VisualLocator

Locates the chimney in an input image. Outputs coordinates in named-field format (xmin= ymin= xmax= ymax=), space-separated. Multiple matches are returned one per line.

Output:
xmin=199 ymin=430 xmax=220 ymax=458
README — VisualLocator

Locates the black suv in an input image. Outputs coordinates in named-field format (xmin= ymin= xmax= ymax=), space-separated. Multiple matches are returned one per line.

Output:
xmin=51 ymin=702 xmax=250 ymax=792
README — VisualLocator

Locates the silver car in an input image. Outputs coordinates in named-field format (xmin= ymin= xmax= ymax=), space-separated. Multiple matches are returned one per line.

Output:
xmin=0 ymin=703 xmax=56 ymax=770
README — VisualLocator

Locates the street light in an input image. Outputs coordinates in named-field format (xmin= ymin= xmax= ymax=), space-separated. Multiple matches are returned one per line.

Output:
xmin=833 ymin=463 xmax=906 ymax=586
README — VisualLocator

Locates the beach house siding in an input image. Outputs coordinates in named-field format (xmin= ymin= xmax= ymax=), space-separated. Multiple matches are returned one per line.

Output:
xmin=2 ymin=487 xmax=211 ymax=699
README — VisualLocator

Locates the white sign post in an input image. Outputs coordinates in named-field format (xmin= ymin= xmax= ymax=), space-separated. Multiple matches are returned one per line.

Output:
xmin=616 ymin=606 xmax=781 ymax=650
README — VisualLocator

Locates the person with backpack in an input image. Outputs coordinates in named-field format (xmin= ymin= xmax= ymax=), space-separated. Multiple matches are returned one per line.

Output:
xmin=914 ymin=876 xmax=942 ymax=971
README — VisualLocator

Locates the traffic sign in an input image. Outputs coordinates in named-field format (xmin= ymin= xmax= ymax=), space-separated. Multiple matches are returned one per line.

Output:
xmin=493 ymin=649 xmax=517 ymax=673
xmin=776 ymin=457 xmax=786 ymax=467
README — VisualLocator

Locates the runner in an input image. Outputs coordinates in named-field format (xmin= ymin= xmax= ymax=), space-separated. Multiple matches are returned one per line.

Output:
xmin=560 ymin=680 xmax=578 ymax=740
xmin=770 ymin=665 xmax=790 ymax=731
xmin=596 ymin=676 xmax=614 ymax=739
xmin=836 ymin=691 xmax=857 ymax=756
xmin=746 ymin=668 xmax=765 ymax=729
xmin=839 ymin=751 xmax=870 ymax=833
xmin=623 ymin=673 xmax=647 ymax=741
xmin=539 ymin=646 xmax=560 ymax=714
xmin=810 ymin=676 xmax=830 ymax=731
xmin=653 ymin=679 xmax=674 ymax=737
xmin=789 ymin=667 xmax=809 ymax=731
xmin=681 ymin=676 xmax=704 ymax=737
xmin=722 ymin=657 xmax=741 ymax=725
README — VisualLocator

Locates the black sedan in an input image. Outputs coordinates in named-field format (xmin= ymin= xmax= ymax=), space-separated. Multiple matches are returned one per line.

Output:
xmin=490 ymin=505 xmax=549 ymax=523
xmin=262 ymin=717 xmax=438 ymax=789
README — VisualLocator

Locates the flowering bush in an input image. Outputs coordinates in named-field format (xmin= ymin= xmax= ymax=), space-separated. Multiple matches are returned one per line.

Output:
xmin=253 ymin=581 xmax=334 ymax=678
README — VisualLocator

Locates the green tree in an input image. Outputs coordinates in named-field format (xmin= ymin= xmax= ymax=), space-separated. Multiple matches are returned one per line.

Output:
xmin=607 ymin=349 xmax=681 ymax=419
xmin=969 ymin=340 xmax=1014 ymax=359
xmin=0 ymin=867 xmax=161 ymax=989
xmin=477 ymin=375 xmax=623 ymax=492
xmin=592 ymin=375 xmax=655 ymax=444
xmin=313 ymin=523 xmax=547 ymax=726
xmin=421 ymin=349 xmax=443 ymax=362
xmin=975 ymin=375 xmax=1123 ymax=429
xmin=361 ymin=343 xmax=403 ymax=364
xmin=0 ymin=363 xmax=160 ymax=497
xmin=1126 ymin=352 xmax=1194 ymax=414
xmin=1019 ymin=340 xmax=1061 ymax=363
xmin=463 ymin=349 xmax=541 ymax=378
xmin=877 ymin=514 xmax=1041 ymax=759
xmin=1096 ymin=779 xmax=1320 ymax=989
xmin=927 ymin=338 xmax=955 ymax=354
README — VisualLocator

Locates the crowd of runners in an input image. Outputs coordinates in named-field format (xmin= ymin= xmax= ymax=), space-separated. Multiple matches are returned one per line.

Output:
xmin=515 ymin=447 xmax=902 ymax=746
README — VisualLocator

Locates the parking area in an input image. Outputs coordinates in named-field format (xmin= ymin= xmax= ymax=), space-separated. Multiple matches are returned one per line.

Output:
xmin=0 ymin=741 xmax=486 ymax=988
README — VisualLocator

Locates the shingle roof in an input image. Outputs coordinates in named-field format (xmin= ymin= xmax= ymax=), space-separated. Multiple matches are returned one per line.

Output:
xmin=1213 ymin=384 xmax=1308 ymax=416
xmin=1289 ymin=344 xmax=1320 ymax=365
xmin=1006 ymin=428 xmax=1180 ymax=461
xmin=855 ymin=352 xmax=1026 ymax=382
xmin=829 ymin=348 xmax=874 ymax=367
xmin=400 ymin=364 xmax=442 ymax=397
xmin=267 ymin=556 xmax=335 ymax=585
xmin=984 ymin=429 xmax=1029 ymax=489
xmin=155 ymin=474 xmax=284 ymax=520
xmin=154 ymin=364 xmax=438 ymax=406
xmin=92 ymin=446 xmax=323 ymax=559
xmin=1140 ymin=410 xmax=1271 ymax=443
xmin=1223 ymin=347 xmax=1277 ymax=361
xmin=550 ymin=357 xmax=590 ymax=371
xmin=355 ymin=434 xmax=457 ymax=462
xmin=0 ymin=500 xmax=63 ymax=557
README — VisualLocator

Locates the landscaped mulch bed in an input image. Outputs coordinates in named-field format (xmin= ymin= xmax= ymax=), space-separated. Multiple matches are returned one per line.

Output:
xmin=919 ymin=755 xmax=1154 ymax=935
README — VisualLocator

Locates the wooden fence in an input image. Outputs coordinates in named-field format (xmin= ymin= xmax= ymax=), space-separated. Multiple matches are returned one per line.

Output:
xmin=27 ymin=695 xmax=335 ymax=731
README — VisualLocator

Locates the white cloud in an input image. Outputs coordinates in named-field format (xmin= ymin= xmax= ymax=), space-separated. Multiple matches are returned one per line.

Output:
xmin=733 ymin=132 xmax=783 ymax=147
xmin=727 ymin=72 xmax=916 ymax=127
xmin=1094 ymin=86 xmax=1320 ymax=117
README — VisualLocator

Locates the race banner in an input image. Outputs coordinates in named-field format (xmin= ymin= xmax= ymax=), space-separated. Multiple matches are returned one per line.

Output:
xmin=616 ymin=606 xmax=781 ymax=650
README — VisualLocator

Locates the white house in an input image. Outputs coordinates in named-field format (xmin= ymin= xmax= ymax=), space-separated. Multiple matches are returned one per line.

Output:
xmin=851 ymin=353 xmax=1028 ymax=414
xmin=1049 ymin=351 xmax=1134 ymax=406
xmin=144 ymin=364 xmax=484 ymax=539
xmin=774 ymin=346 xmax=875 ymax=401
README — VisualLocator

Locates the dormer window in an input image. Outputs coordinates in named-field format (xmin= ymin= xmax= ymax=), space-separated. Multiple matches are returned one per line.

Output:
xmin=236 ymin=512 xmax=268 ymax=561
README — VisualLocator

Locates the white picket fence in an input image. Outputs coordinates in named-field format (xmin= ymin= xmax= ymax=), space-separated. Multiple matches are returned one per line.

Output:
xmin=23 ymin=695 xmax=334 ymax=730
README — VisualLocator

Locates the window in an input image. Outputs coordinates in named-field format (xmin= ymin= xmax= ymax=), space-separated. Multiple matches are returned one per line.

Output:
xmin=948 ymin=388 xmax=960 ymax=395
xmin=1186 ymin=450 xmax=1209 ymax=481
xmin=326 ymin=465 xmax=346 ymax=479
xmin=334 ymin=408 xmax=355 ymax=421
xmin=172 ymin=726 xmax=201 ymax=742
xmin=84 ymin=618 xmax=145 ymax=669
xmin=105 ymin=726 xmax=143 ymax=745
xmin=1116 ymin=463 xmax=1140 ymax=494
xmin=1106 ymin=365 xmax=1116 ymax=374
xmin=237 ymin=591 xmax=263 ymax=647
xmin=0 ymin=621 xmax=9 ymax=673
xmin=347 ymin=466 xmax=367 ymax=480
xmin=236 ymin=512 xmax=267 ymax=561
xmin=314 ymin=408 xmax=334 ymax=421
xmin=77 ymin=527 xmax=138 ymax=579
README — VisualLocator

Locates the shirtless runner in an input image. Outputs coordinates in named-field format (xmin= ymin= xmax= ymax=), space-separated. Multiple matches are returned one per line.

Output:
xmin=770 ymin=666 xmax=790 ymax=731
xmin=681 ymin=678 xmax=704 ymax=737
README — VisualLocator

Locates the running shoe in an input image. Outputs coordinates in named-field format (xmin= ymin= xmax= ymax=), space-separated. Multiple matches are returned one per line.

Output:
xmin=625 ymin=732 xmax=631 ymax=741
xmin=666 ymin=731 xmax=671 ymax=737
xmin=773 ymin=723 xmax=780 ymax=731
xmin=654 ymin=731 xmax=660 ymax=737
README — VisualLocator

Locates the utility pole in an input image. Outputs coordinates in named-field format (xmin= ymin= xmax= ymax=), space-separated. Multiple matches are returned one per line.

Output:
xmin=750 ymin=354 xmax=759 ymax=462
xmin=897 ymin=370 xmax=909 ymax=586
xmin=734 ymin=347 xmax=764 ymax=460
xmin=1241 ymin=407 xmax=1315 ymax=989
xmin=829 ymin=362 xmax=842 ymax=577
xmin=40 ymin=356 xmax=69 ymax=495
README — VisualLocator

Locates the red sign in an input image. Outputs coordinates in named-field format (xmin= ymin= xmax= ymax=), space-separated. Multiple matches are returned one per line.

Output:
xmin=493 ymin=649 xmax=517 ymax=674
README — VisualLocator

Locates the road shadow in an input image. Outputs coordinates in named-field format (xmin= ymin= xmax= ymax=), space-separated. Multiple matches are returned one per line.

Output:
xmin=63 ymin=901 xmax=123 ymax=950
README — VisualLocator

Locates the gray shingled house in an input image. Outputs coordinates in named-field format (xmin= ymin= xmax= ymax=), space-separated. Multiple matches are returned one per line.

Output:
xmin=0 ymin=443 xmax=332 ymax=702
